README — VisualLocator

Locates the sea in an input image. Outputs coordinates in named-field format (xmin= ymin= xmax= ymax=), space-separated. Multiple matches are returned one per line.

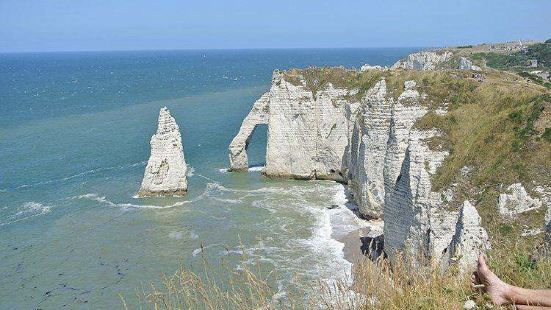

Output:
xmin=0 ymin=48 xmax=418 ymax=309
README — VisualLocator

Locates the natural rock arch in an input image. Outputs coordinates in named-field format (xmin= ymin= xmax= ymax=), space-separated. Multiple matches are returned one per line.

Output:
xmin=228 ymin=93 xmax=270 ymax=171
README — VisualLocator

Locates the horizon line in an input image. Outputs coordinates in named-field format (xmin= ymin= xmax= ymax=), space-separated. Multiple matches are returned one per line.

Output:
xmin=0 ymin=45 xmax=440 ymax=55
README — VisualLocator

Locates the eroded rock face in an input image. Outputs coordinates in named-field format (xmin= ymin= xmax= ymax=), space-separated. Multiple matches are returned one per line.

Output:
xmin=265 ymin=73 xmax=352 ymax=180
xmin=446 ymin=201 xmax=490 ymax=272
xmin=498 ymin=183 xmax=542 ymax=217
xmin=383 ymin=128 xmax=450 ymax=262
xmin=360 ymin=64 xmax=387 ymax=71
xmin=391 ymin=51 xmax=453 ymax=70
xmin=229 ymin=93 xmax=270 ymax=171
xmin=138 ymin=107 xmax=188 ymax=197
xmin=347 ymin=79 xmax=393 ymax=218
xmin=459 ymin=57 xmax=481 ymax=71
xmin=229 ymin=71 xmax=355 ymax=180
xmin=229 ymin=65 xmax=493 ymax=270
xmin=546 ymin=203 xmax=551 ymax=245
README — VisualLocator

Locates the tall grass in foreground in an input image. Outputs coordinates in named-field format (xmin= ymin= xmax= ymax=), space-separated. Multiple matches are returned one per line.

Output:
xmin=130 ymin=248 xmax=551 ymax=309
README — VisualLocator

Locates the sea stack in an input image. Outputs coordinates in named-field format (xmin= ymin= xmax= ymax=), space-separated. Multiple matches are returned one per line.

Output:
xmin=138 ymin=107 xmax=188 ymax=197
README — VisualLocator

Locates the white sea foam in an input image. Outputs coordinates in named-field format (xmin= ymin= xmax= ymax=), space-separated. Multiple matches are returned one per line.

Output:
xmin=72 ymin=193 xmax=191 ymax=209
xmin=0 ymin=201 xmax=52 ymax=226
xmin=211 ymin=197 xmax=242 ymax=204
xmin=218 ymin=165 xmax=264 ymax=173
xmin=248 ymin=165 xmax=265 ymax=172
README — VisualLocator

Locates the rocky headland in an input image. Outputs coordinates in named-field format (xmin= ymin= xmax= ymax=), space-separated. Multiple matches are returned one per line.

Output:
xmin=229 ymin=47 xmax=551 ymax=271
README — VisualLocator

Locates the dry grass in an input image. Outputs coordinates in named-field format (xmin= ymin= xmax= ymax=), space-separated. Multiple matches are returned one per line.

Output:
xmin=132 ymin=249 xmax=551 ymax=309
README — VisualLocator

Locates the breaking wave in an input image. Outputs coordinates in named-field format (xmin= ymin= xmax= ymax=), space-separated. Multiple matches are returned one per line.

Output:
xmin=71 ymin=193 xmax=191 ymax=209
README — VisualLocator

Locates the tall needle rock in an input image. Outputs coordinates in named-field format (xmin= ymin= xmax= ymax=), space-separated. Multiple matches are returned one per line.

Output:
xmin=138 ymin=107 xmax=188 ymax=197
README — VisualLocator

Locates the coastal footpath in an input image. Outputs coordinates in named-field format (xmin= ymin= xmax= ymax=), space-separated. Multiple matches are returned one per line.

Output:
xmin=229 ymin=44 xmax=551 ymax=270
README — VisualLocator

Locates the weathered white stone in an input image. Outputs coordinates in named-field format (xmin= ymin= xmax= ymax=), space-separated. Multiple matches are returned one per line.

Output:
xmin=229 ymin=68 xmax=493 ymax=270
xmin=498 ymin=183 xmax=542 ymax=217
xmin=265 ymin=73 xmax=353 ymax=180
xmin=138 ymin=107 xmax=188 ymax=197
xmin=229 ymin=93 xmax=270 ymax=171
xmin=446 ymin=201 xmax=490 ymax=272
xmin=360 ymin=64 xmax=387 ymax=71
xmin=383 ymin=128 xmax=450 ymax=262
xmin=392 ymin=51 xmax=453 ymax=70
xmin=459 ymin=57 xmax=482 ymax=71
xmin=348 ymin=79 xmax=393 ymax=218
xmin=229 ymin=71 xmax=355 ymax=180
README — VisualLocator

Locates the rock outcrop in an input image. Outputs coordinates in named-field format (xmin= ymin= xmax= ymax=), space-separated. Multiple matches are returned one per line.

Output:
xmin=391 ymin=51 xmax=453 ymax=70
xmin=229 ymin=71 xmax=355 ymax=180
xmin=347 ymin=80 xmax=428 ymax=219
xmin=360 ymin=64 xmax=387 ymax=71
xmin=446 ymin=201 xmax=490 ymax=272
xmin=383 ymin=127 xmax=451 ymax=263
xmin=265 ymin=73 xmax=353 ymax=180
xmin=229 ymin=93 xmax=270 ymax=171
xmin=498 ymin=183 xmax=542 ymax=217
xmin=347 ymin=79 xmax=393 ymax=218
xmin=138 ymin=107 xmax=188 ymax=197
xmin=459 ymin=57 xmax=481 ymax=71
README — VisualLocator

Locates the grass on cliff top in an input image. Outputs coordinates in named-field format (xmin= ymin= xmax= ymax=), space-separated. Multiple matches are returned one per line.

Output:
xmin=282 ymin=67 xmax=383 ymax=100
xmin=134 ymin=248 xmax=551 ymax=309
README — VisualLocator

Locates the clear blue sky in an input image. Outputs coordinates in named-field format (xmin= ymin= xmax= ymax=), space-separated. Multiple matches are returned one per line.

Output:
xmin=1 ymin=0 xmax=549 ymax=52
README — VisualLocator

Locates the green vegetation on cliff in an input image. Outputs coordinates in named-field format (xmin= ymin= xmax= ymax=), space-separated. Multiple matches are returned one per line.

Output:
xmin=283 ymin=66 xmax=550 ymax=270
xmin=140 ymin=66 xmax=550 ymax=309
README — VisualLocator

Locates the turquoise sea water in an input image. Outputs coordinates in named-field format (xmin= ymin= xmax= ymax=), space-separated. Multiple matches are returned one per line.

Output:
xmin=0 ymin=48 xmax=417 ymax=309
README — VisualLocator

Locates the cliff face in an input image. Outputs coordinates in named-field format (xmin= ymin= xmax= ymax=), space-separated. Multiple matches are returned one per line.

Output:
xmin=138 ymin=107 xmax=188 ymax=197
xmin=391 ymin=51 xmax=453 ymax=70
xmin=229 ymin=71 xmax=355 ymax=180
xmin=228 ymin=69 xmax=489 ymax=268
xmin=229 ymin=49 xmax=550 ymax=269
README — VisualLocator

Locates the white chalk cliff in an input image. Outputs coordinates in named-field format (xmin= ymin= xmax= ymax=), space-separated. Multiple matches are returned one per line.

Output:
xmin=229 ymin=57 xmax=493 ymax=269
xmin=138 ymin=107 xmax=188 ymax=197
xmin=229 ymin=71 xmax=354 ymax=180
xmin=391 ymin=51 xmax=453 ymax=70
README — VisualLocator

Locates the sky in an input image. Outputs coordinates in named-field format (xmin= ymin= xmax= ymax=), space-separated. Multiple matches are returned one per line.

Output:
xmin=0 ymin=0 xmax=550 ymax=52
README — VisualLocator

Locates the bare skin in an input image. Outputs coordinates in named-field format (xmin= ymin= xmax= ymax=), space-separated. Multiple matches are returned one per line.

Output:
xmin=472 ymin=255 xmax=551 ymax=308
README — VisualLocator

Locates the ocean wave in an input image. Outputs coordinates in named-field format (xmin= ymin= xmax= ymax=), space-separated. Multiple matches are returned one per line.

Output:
xmin=248 ymin=165 xmax=265 ymax=172
xmin=71 ymin=193 xmax=190 ymax=210
xmin=218 ymin=165 xmax=265 ymax=174
xmin=0 ymin=201 xmax=52 ymax=226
